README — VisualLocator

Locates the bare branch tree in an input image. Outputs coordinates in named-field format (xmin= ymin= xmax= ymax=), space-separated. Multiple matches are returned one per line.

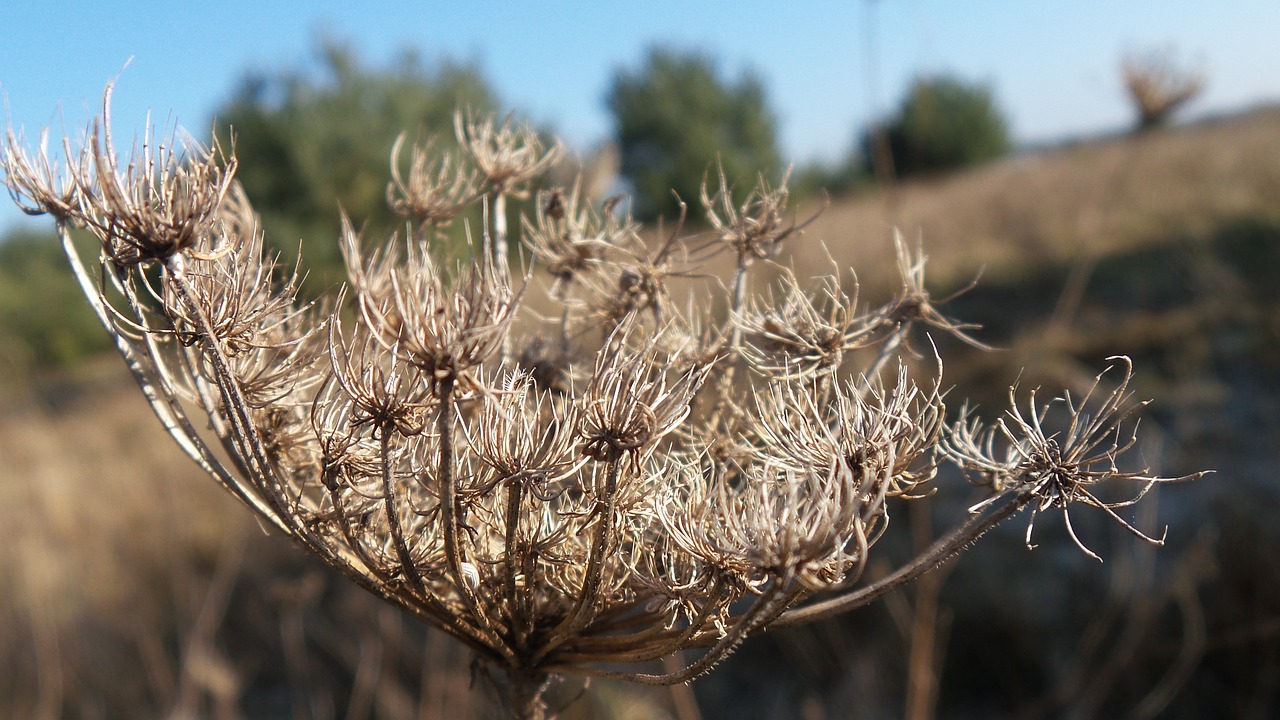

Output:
xmin=1122 ymin=48 xmax=1206 ymax=132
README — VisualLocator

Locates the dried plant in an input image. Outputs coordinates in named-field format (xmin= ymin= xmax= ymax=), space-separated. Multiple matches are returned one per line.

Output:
xmin=386 ymin=133 xmax=479 ymax=228
xmin=1122 ymin=48 xmax=1206 ymax=132
xmin=1 ymin=86 xmax=1205 ymax=719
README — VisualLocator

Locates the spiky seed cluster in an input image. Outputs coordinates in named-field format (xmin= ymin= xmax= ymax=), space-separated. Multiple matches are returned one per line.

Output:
xmin=521 ymin=183 xmax=639 ymax=293
xmin=83 ymin=125 xmax=235 ymax=266
xmin=386 ymin=133 xmax=479 ymax=226
xmin=942 ymin=356 xmax=1205 ymax=561
xmin=466 ymin=371 xmax=583 ymax=490
xmin=455 ymin=111 xmax=562 ymax=197
xmin=577 ymin=332 xmax=708 ymax=464
xmin=880 ymin=234 xmax=991 ymax=351
xmin=1 ymin=88 xmax=1202 ymax=716
xmin=702 ymin=163 xmax=802 ymax=263
xmin=2 ymin=92 xmax=235 ymax=269
xmin=340 ymin=216 xmax=518 ymax=390
xmin=736 ymin=270 xmax=872 ymax=379
xmin=2 ymin=128 xmax=81 ymax=219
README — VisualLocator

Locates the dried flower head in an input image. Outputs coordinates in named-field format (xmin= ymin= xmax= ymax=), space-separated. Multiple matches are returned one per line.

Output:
xmin=737 ymin=269 xmax=872 ymax=379
xmin=341 ymin=217 xmax=520 ymax=390
xmin=879 ymin=233 xmax=991 ymax=351
xmin=1 ymin=127 xmax=80 ymax=219
xmin=326 ymin=313 xmax=431 ymax=436
xmin=521 ymin=182 xmax=638 ymax=293
xmin=942 ymin=356 xmax=1204 ymax=560
xmin=455 ymin=110 xmax=561 ymax=197
xmin=661 ymin=455 xmax=868 ymax=594
xmin=465 ymin=370 xmax=585 ymax=491
xmin=577 ymin=331 xmax=708 ymax=463
xmin=72 ymin=89 xmax=237 ymax=267
xmin=386 ymin=133 xmax=478 ymax=226
xmin=755 ymin=363 xmax=943 ymax=507
xmin=701 ymin=163 xmax=802 ymax=263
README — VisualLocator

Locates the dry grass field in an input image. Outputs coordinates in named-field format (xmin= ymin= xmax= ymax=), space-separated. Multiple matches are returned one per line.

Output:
xmin=2 ymin=107 xmax=1278 ymax=718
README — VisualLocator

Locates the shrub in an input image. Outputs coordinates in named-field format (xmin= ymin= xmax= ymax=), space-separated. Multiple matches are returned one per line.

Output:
xmin=608 ymin=47 xmax=781 ymax=221
xmin=870 ymin=74 xmax=1011 ymax=179
xmin=1122 ymin=48 xmax=1205 ymax=132
xmin=213 ymin=38 xmax=499 ymax=287
xmin=0 ymin=228 xmax=111 ymax=382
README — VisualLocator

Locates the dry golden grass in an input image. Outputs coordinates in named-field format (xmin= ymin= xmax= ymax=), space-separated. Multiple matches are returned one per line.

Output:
xmin=798 ymin=107 xmax=1280 ymax=292
xmin=0 ymin=360 xmax=244 ymax=717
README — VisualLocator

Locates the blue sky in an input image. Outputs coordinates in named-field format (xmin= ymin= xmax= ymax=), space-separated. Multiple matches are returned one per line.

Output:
xmin=2 ymin=1 xmax=1278 ymax=235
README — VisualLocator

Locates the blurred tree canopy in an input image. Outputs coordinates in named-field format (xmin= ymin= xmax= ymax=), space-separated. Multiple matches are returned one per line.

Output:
xmin=607 ymin=47 xmax=782 ymax=221
xmin=868 ymin=74 xmax=1010 ymax=179
xmin=0 ymin=228 xmax=110 ymax=382
xmin=213 ymin=39 xmax=498 ymax=288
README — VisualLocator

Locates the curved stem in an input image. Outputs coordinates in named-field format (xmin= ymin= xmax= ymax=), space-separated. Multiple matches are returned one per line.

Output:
xmin=772 ymin=492 xmax=1030 ymax=628
xmin=59 ymin=225 xmax=284 ymax=529
xmin=535 ymin=457 xmax=622 ymax=662
xmin=555 ymin=582 xmax=786 ymax=687
xmin=164 ymin=256 xmax=294 ymax=521
xmin=555 ymin=579 xmax=728 ymax=665
xmin=436 ymin=375 xmax=505 ymax=652
xmin=379 ymin=424 xmax=428 ymax=595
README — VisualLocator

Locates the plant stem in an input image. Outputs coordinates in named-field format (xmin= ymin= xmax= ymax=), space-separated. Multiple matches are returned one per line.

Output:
xmin=506 ymin=668 xmax=549 ymax=720
xmin=536 ymin=457 xmax=621 ymax=662
xmin=772 ymin=492 xmax=1030 ymax=628
xmin=379 ymin=423 xmax=428 ymax=596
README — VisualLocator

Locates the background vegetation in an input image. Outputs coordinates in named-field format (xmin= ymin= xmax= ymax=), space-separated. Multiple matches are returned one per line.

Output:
xmin=866 ymin=74 xmax=1011 ymax=179
xmin=607 ymin=47 xmax=782 ymax=221
xmin=1 ymin=41 xmax=1277 ymax=718
xmin=213 ymin=39 xmax=498 ymax=289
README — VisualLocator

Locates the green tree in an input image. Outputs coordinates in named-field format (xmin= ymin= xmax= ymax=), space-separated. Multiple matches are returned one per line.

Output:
xmin=607 ymin=48 xmax=781 ymax=221
xmin=214 ymin=39 xmax=498 ymax=287
xmin=869 ymin=74 xmax=1010 ymax=179
xmin=0 ymin=228 xmax=111 ymax=382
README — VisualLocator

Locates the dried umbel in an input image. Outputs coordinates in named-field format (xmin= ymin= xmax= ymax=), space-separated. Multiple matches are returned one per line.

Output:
xmin=386 ymin=133 xmax=479 ymax=227
xmin=1 ymin=87 xmax=1204 ymax=719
